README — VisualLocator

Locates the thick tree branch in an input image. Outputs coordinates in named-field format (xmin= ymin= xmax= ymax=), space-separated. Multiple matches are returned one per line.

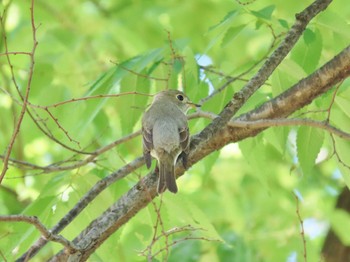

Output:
xmin=49 ymin=15 xmax=350 ymax=262
xmin=198 ymin=0 xmax=332 ymax=142
xmin=192 ymin=112 xmax=350 ymax=141
xmin=230 ymin=119 xmax=350 ymax=140
xmin=197 ymin=44 xmax=350 ymax=159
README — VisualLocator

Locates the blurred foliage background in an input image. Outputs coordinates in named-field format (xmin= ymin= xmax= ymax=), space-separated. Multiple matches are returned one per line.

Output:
xmin=1 ymin=0 xmax=350 ymax=261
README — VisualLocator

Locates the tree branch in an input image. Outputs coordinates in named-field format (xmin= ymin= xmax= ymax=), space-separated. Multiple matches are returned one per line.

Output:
xmin=0 ymin=215 xmax=80 ymax=253
xmin=1 ymin=130 xmax=141 ymax=176
xmin=230 ymin=119 xmax=350 ymax=141
xmin=0 ymin=0 xmax=38 ymax=184
xmin=16 ymin=156 xmax=145 ymax=261
xmin=198 ymin=0 xmax=332 ymax=142
xmin=47 ymin=3 xmax=347 ymax=261
xmin=192 ymin=111 xmax=350 ymax=141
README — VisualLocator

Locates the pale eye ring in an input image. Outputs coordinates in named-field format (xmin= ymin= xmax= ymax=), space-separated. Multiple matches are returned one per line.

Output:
xmin=176 ymin=94 xmax=184 ymax=101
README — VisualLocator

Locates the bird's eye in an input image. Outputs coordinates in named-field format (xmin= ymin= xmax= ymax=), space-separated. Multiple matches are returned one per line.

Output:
xmin=176 ymin=94 xmax=184 ymax=101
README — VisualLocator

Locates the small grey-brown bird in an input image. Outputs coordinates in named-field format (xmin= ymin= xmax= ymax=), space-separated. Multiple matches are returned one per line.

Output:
xmin=142 ymin=90 xmax=199 ymax=193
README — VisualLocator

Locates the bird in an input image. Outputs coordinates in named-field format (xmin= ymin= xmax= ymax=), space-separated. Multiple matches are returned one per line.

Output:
xmin=141 ymin=90 xmax=199 ymax=193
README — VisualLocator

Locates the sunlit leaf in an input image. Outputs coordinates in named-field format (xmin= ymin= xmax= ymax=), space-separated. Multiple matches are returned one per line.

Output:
xmin=208 ymin=10 xmax=238 ymax=31
xmin=296 ymin=126 xmax=324 ymax=175
xmin=251 ymin=5 xmax=275 ymax=20
xmin=221 ymin=25 xmax=246 ymax=47
xmin=291 ymin=28 xmax=323 ymax=74
xmin=336 ymin=95 xmax=350 ymax=119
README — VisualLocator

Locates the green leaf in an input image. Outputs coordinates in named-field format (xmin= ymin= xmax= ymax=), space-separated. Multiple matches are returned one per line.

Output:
xmin=333 ymin=136 xmax=350 ymax=171
xmin=203 ymin=85 xmax=234 ymax=114
xmin=278 ymin=59 xmax=307 ymax=79
xmin=238 ymin=136 xmax=270 ymax=190
xmin=217 ymin=232 xmax=255 ymax=261
xmin=173 ymin=59 xmax=183 ymax=74
xmin=208 ymin=10 xmax=238 ymax=31
xmin=255 ymin=20 xmax=263 ymax=30
xmin=72 ymin=68 xmax=116 ymax=136
xmin=336 ymin=95 xmax=350 ymax=119
xmin=278 ymin=19 xmax=289 ymax=29
xmin=339 ymin=164 xmax=350 ymax=190
xmin=264 ymin=127 xmax=289 ymax=155
xmin=291 ymin=28 xmax=323 ymax=74
xmin=119 ymin=72 xmax=151 ymax=135
xmin=181 ymin=48 xmax=202 ymax=104
xmin=163 ymin=195 xmax=223 ymax=242
xmin=205 ymin=10 xmax=242 ymax=53
xmin=251 ymin=5 xmax=275 ymax=20
xmin=31 ymin=62 xmax=54 ymax=96
xmin=271 ymin=69 xmax=287 ymax=96
xmin=50 ymin=28 xmax=79 ymax=48
xmin=303 ymin=28 xmax=316 ymax=44
xmin=317 ymin=10 xmax=350 ymax=40
xmin=296 ymin=126 xmax=324 ymax=175
xmin=221 ymin=25 xmax=246 ymax=47
xmin=169 ymin=240 xmax=201 ymax=262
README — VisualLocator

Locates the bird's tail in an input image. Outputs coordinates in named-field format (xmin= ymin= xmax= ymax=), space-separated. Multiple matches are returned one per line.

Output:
xmin=158 ymin=158 xmax=177 ymax=194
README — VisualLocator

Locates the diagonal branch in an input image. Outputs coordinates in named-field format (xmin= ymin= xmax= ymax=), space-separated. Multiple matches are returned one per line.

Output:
xmin=197 ymin=0 xmax=333 ymax=143
xmin=57 ymin=44 xmax=349 ymax=261
xmin=0 ymin=215 xmax=80 ymax=253
xmin=47 ymin=3 xmax=346 ymax=261
xmin=196 ymin=44 xmax=350 ymax=160
xmin=16 ymin=156 xmax=145 ymax=261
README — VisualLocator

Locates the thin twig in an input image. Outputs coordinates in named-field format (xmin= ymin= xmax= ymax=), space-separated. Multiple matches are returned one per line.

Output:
xmin=29 ymin=91 xmax=153 ymax=109
xmin=110 ymin=61 xmax=168 ymax=82
xmin=141 ymin=225 xmax=219 ymax=260
xmin=0 ymin=215 xmax=80 ymax=253
xmin=0 ymin=51 xmax=32 ymax=56
xmin=44 ymin=107 xmax=81 ymax=148
xmin=293 ymin=193 xmax=307 ymax=262
xmin=199 ymin=20 xmax=282 ymax=105
xmin=0 ymin=250 xmax=6 ymax=262
xmin=0 ymin=0 xmax=38 ymax=184
xmin=0 ymin=9 xmax=22 ymax=96
xmin=235 ymin=0 xmax=257 ymax=5
xmin=27 ymin=108 xmax=93 ymax=155
xmin=17 ymin=156 xmax=145 ymax=261
xmin=199 ymin=61 xmax=261 ymax=104
xmin=330 ymin=134 xmax=350 ymax=170
xmin=326 ymin=80 xmax=342 ymax=123
xmin=4 ymin=130 xmax=141 ymax=177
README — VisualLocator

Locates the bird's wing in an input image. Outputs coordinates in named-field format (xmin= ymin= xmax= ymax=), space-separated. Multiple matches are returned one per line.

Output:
xmin=142 ymin=126 xmax=153 ymax=169
xmin=179 ymin=126 xmax=190 ymax=153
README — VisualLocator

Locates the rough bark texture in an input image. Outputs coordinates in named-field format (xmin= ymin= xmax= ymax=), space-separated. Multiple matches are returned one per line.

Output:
xmin=322 ymin=188 xmax=350 ymax=262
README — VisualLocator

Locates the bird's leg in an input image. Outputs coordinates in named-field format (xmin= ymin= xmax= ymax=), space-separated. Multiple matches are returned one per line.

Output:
xmin=154 ymin=165 xmax=159 ymax=175
xmin=177 ymin=152 xmax=188 ymax=169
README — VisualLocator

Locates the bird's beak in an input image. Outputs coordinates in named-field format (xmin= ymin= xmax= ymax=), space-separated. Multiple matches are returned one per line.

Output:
xmin=188 ymin=102 xmax=201 ymax=108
